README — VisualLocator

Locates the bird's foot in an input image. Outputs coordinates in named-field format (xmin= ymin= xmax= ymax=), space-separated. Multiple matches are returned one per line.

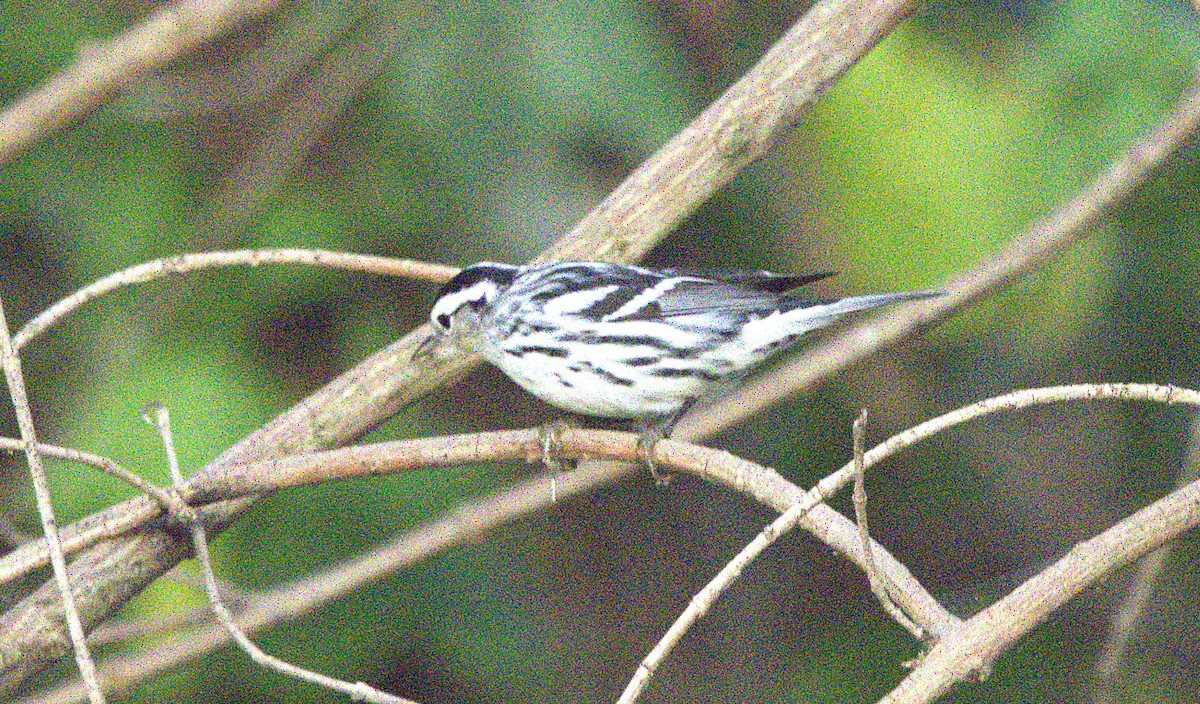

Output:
xmin=636 ymin=426 xmax=675 ymax=487
xmin=537 ymin=418 xmax=579 ymax=473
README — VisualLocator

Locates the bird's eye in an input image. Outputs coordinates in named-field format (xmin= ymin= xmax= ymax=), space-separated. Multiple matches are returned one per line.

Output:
xmin=436 ymin=313 xmax=451 ymax=330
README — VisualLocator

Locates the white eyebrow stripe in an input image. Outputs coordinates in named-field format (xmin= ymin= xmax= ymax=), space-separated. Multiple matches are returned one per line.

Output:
xmin=602 ymin=277 xmax=683 ymax=321
xmin=437 ymin=280 xmax=498 ymax=313
xmin=544 ymin=285 xmax=620 ymax=316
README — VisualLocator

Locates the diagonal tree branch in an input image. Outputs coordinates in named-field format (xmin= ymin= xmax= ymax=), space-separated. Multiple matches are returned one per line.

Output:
xmin=678 ymin=74 xmax=1200 ymax=440
xmin=880 ymin=475 xmax=1200 ymax=704
xmin=540 ymin=0 xmax=920 ymax=265
xmin=0 ymin=0 xmax=282 ymax=167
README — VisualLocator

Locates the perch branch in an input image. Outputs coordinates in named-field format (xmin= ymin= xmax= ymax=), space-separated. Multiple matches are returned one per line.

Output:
xmin=34 ymin=383 xmax=1200 ymax=703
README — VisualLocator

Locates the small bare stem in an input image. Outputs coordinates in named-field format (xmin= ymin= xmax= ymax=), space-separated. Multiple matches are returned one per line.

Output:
xmin=0 ymin=295 xmax=106 ymax=703
xmin=853 ymin=409 xmax=924 ymax=641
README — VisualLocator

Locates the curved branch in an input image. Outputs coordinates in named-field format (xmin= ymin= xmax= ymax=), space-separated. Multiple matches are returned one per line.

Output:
xmin=0 ymin=426 xmax=941 ymax=631
xmin=12 ymin=250 xmax=456 ymax=350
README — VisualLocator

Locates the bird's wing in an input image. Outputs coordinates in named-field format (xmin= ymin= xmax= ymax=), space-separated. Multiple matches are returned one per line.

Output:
xmin=661 ymin=269 xmax=837 ymax=293
xmin=644 ymin=276 xmax=782 ymax=318
xmin=519 ymin=264 xmax=837 ymax=322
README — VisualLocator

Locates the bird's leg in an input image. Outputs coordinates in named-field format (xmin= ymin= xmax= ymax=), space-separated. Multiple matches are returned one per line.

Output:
xmin=636 ymin=425 xmax=672 ymax=486
xmin=637 ymin=400 xmax=693 ymax=487
xmin=537 ymin=417 xmax=579 ymax=473
xmin=537 ymin=417 xmax=582 ymax=503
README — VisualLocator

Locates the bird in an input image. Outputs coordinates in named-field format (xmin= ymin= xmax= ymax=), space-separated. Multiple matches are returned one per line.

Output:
xmin=417 ymin=261 xmax=944 ymax=478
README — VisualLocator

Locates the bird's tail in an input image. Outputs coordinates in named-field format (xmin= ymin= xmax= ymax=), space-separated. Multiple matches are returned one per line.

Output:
xmin=770 ymin=288 xmax=947 ymax=342
xmin=805 ymin=288 xmax=947 ymax=317
xmin=735 ymin=288 xmax=946 ymax=357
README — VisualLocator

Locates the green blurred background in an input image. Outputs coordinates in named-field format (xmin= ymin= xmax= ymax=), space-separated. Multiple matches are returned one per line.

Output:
xmin=2 ymin=0 xmax=1199 ymax=702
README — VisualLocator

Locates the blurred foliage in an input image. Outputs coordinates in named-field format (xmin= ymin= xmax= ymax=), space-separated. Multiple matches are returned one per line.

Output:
xmin=1 ymin=0 xmax=1199 ymax=702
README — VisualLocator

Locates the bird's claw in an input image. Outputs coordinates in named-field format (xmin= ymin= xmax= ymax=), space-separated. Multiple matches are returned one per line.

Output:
xmin=537 ymin=418 xmax=578 ymax=473
xmin=636 ymin=427 xmax=674 ymax=487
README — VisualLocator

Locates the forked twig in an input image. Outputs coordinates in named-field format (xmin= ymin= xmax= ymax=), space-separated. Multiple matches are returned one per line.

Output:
xmin=143 ymin=405 xmax=416 ymax=704
xmin=0 ymin=438 xmax=187 ymax=515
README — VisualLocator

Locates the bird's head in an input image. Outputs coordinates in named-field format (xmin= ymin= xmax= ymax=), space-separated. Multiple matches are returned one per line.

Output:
xmin=415 ymin=262 xmax=519 ymax=358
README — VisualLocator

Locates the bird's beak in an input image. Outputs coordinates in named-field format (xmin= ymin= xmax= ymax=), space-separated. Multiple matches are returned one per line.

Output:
xmin=412 ymin=329 xmax=443 ymax=361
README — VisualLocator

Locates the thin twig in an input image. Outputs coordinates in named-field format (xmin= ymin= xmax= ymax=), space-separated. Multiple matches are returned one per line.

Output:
xmin=0 ymin=438 xmax=192 ymax=523
xmin=0 ymin=296 xmax=106 ymax=703
xmin=852 ymin=410 xmax=923 ymax=641
xmin=6 ymin=383 xmax=1199 ymax=701
xmin=13 ymin=384 xmax=1200 ymax=703
xmin=144 ymin=405 xmax=417 ymax=704
xmin=13 ymin=249 xmax=457 ymax=350
xmin=20 ymin=462 xmax=631 ymax=704
xmin=0 ymin=425 xmax=954 ymax=644
xmin=1091 ymin=410 xmax=1200 ymax=704
xmin=3 ymin=427 xmax=925 ymax=613
xmin=0 ymin=0 xmax=282 ymax=166
xmin=821 ymin=384 xmax=1200 ymax=494
xmin=615 ymin=468 xmax=852 ymax=703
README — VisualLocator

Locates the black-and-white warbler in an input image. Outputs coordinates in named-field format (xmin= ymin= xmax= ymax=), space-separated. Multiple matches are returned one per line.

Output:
xmin=418 ymin=261 xmax=944 ymax=443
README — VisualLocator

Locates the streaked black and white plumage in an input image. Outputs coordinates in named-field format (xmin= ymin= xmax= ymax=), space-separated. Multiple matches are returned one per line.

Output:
xmin=420 ymin=261 xmax=943 ymax=428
